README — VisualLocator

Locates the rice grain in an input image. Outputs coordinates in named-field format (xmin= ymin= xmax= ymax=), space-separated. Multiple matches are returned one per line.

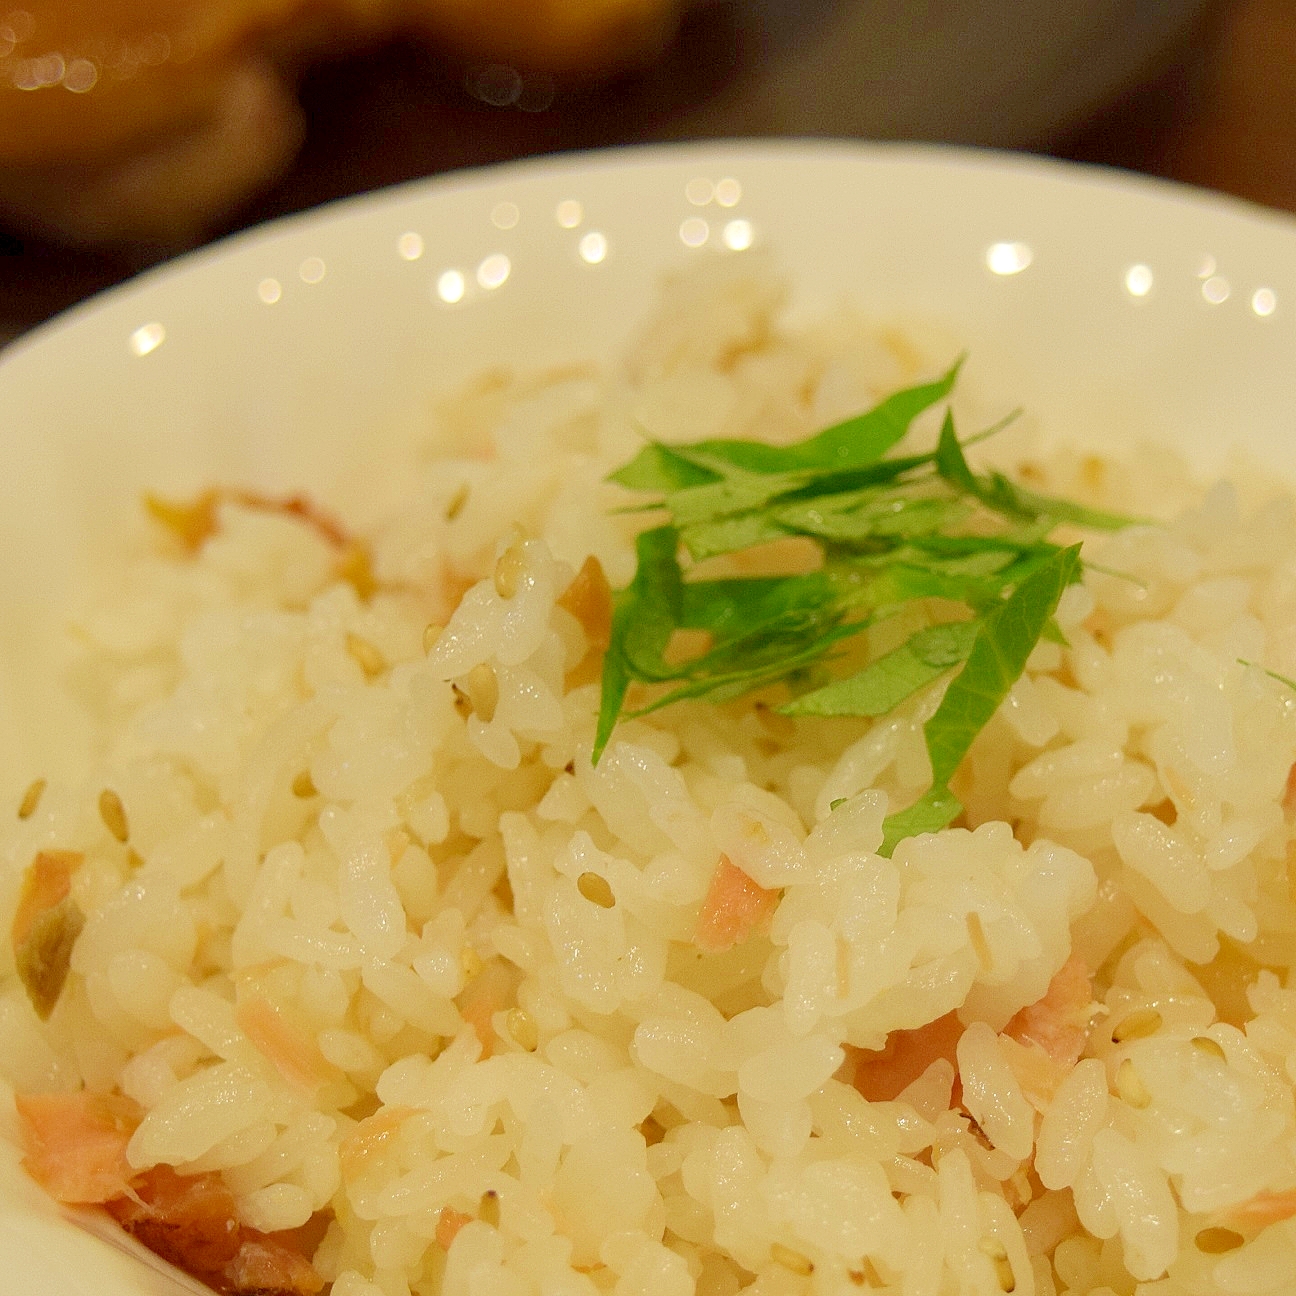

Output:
xmin=6 ymin=264 xmax=1296 ymax=1296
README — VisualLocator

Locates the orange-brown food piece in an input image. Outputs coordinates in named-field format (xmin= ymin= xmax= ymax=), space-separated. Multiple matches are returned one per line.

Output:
xmin=11 ymin=850 xmax=86 ymax=1021
xmin=694 ymin=855 xmax=779 ymax=955
xmin=0 ymin=1 xmax=683 ymax=244
xmin=0 ymin=0 xmax=681 ymax=246
xmin=234 ymin=490 xmax=348 ymax=546
xmin=845 ymin=959 xmax=1097 ymax=1110
xmin=16 ymin=1089 xmax=142 ymax=1204
xmin=221 ymin=1231 xmax=325 ymax=1296
xmin=235 ymin=994 xmax=334 ymax=1092
xmin=146 ymin=487 xmax=378 ymax=600
xmin=1224 ymin=1187 xmax=1296 ymax=1230
xmin=1003 ymin=955 xmax=1095 ymax=1071
xmin=1284 ymin=761 xmax=1296 ymax=817
xmin=558 ymin=555 xmax=614 ymax=653
xmin=339 ymin=1104 xmax=414 ymax=1178
xmin=144 ymin=490 xmax=223 ymax=552
xmin=16 ymin=1089 xmax=323 ymax=1295
xmin=334 ymin=539 xmax=378 ymax=602
xmin=12 ymin=853 xmax=86 ymax=1020
xmin=457 ymin=957 xmax=517 ymax=1058
xmin=146 ymin=488 xmax=349 ymax=553
xmin=108 ymin=1164 xmax=243 ymax=1273
xmin=11 ymin=849 xmax=83 ymax=948
xmin=109 ymin=1167 xmax=325 ymax=1296
xmin=846 ymin=1011 xmax=965 ymax=1105
xmin=0 ymin=0 xmax=680 ymax=161
xmin=436 ymin=1205 xmax=474 ymax=1251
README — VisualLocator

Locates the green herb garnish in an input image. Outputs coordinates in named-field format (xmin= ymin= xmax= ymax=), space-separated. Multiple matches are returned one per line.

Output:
xmin=1239 ymin=659 xmax=1296 ymax=693
xmin=877 ymin=544 xmax=1080 ymax=853
xmin=596 ymin=362 xmax=1131 ymax=852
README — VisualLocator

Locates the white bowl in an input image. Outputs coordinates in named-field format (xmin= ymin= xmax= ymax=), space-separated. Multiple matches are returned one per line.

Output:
xmin=1 ymin=140 xmax=1294 ymax=1294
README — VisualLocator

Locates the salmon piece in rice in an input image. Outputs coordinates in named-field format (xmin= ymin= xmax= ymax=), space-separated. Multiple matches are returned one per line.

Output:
xmin=845 ymin=959 xmax=1096 ymax=1109
xmin=1003 ymin=955 xmax=1096 ymax=1070
xmin=339 ymin=1105 xmax=414 ymax=1179
xmin=999 ymin=957 xmax=1099 ymax=1108
xmin=219 ymin=1231 xmax=325 ymax=1295
xmin=109 ymin=1167 xmax=324 ymax=1295
xmin=437 ymin=1206 xmax=474 ymax=1251
xmin=16 ymin=1090 xmax=141 ymax=1205
xmin=107 ymin=1165 xmax=243 ymax=1273
xmin=846 ymin=1011 xmax=964 ymax=1105
xmin=235 ymin=995 xmax=334 ymax=1093
xmin=1225 ymin=1187 xmax=1296 ymax=1229
xmin=17 ymin=1091 xmax=323 ymax=1294
xmin=695 ymin=855 xmax=779 ymax=955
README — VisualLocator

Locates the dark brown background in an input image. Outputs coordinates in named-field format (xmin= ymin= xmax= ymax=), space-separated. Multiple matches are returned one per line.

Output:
xmin=0 ymin=0 xmax=1292 ymax=346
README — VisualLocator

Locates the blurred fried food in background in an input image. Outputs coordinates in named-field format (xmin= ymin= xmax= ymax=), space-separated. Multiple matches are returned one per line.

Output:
xmin=0 ymin=0 xmax=682 ymax=246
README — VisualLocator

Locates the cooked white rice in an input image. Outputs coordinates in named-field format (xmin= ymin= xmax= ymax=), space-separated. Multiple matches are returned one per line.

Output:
xmin=6 ymin=255 xmax=1296 ymax=1296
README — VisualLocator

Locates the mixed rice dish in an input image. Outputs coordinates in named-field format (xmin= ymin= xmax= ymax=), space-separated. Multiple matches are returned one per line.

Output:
xmin=5 ymin=258 xmax=1296 ymax=1296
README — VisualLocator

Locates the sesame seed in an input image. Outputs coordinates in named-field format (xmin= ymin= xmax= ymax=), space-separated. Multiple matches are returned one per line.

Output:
xmin=507 ymin=1008 xmax=538 ymax=1051
xmin=463 ymin=663 xmax=499 ymax=723
xmin=770 ymin=1244 xmax=813 ymax=1276
xmin=18 ymin=777 xmax=46 ymax=820
xmin=1191 ymin=1035 xmax=1227 ymax=1062
xmin=445 ymin=482 xmax=470 ymax=521
xmin=1111 ymin=1007 xmax=1162 ymax=1043
xmin=577 ymin=871 xmax=615 ymax=908
xmin=99 ymin=789 xmax=129 ymax=843
xmin=979 ymin=1238 xmax=1015 ymax=1292
xmin=346 ymin=632 xmax=385 ymax=679
xmin=1116 ymin=1058 xmax=1151 ymax=1109
xmin=1194 ymin=1226 xmax=1244 ymax=1254
xmin=493 ymin=543 xmax=526 ymax=599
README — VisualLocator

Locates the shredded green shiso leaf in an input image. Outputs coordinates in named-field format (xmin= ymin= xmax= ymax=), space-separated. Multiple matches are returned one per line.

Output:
xmin=1239 ymin=659 xmax=1296 ymax=694
xmin=595 ymin=360 xmax=1135 ymax=853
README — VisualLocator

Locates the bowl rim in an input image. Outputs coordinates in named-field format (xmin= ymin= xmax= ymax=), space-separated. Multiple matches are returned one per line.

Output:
xmin=6 ymin=137 xmax=1295 ymax=370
